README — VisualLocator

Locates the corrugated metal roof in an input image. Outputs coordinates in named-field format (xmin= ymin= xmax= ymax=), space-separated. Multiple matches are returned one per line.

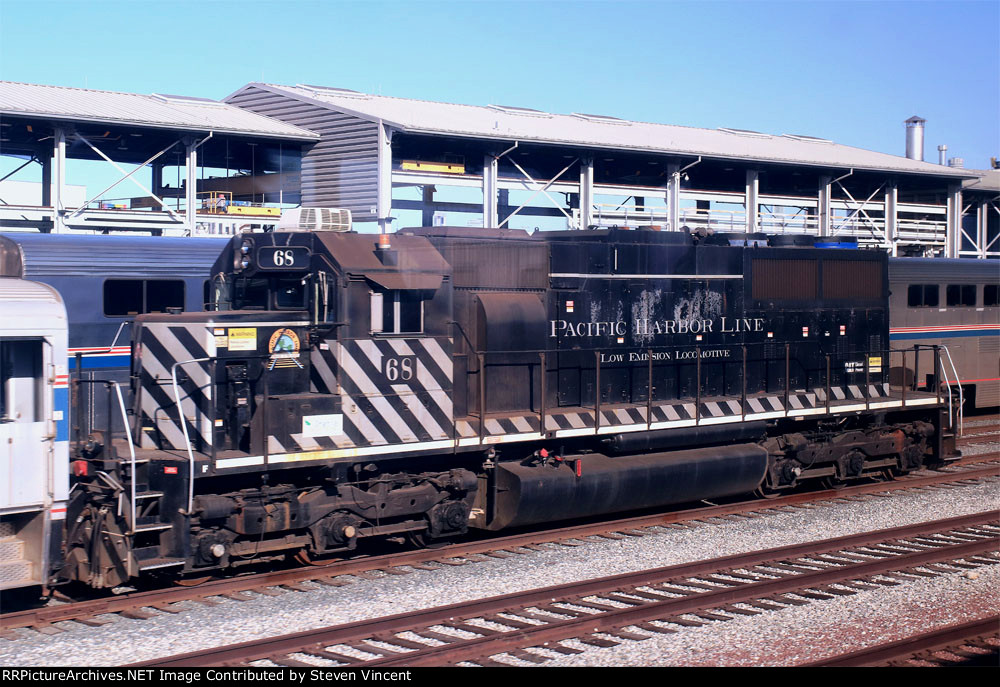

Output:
xmin=962 ymin=169 xmax=1000 ymax=193
xmin=231 ymin=83 xmax=975 ymax=178
xmin=1 ymin=233 xmax=227 ymax=278
xmin=0 ymin=81 xmax=319 ymax=140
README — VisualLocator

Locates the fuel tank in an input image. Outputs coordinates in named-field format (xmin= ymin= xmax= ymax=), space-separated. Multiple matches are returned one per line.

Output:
xmin=484 ymin=444 xmax=768 ymax=530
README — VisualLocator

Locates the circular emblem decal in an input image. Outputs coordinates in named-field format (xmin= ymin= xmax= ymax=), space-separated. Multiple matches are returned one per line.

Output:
xmin=268 ymin=328 xmax=301 ymax=368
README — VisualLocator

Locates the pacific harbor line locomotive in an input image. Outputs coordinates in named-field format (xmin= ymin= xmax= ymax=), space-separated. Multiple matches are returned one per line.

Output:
xmin=58 ymin=225 xmax=953 ymax=588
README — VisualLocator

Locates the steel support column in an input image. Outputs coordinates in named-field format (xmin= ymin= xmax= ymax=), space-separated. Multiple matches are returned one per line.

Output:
xmin=579 ymin=157 xmax=594 ymax=229
xmin=745 ymin=170 xmax=759 ymax=233
xmin=483 ymin=153 xmax=498 ymax=228
xmin=945 ymin=183 xmax=962 ymax=258
xmin=185 ymin=138 xmax=198 ymax=234
xmin=40 ymin=149 xmax=52 ymax=210
xmin=666 ymin=164 xmax=680 ymax=231
xmin=884 ymin=182 xmax=898 ymax=255
xmin=818 ymin=175 xmax=831 ymax=237
xmin=53 ymin=128 xmax=67 ymax=233
xmin=977 ymin=201 xmax=989 ymax=259
xmin=421 ymin=185 xmax=435 ymax=227
xmin=377 ymin=122 xmax=393 ymax=233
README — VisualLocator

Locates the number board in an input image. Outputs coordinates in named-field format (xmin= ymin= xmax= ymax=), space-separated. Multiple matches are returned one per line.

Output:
xmin=257 ymin=246 xmax=311 ymax=270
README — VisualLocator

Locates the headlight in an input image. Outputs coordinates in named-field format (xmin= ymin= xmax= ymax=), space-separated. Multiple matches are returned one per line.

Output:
xmin=234 ymin=239 xmax=253 ymax=272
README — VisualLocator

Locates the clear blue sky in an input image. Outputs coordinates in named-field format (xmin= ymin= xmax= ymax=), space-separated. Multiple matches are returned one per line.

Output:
xmin=1 ymin=0 xmax=997 ymax=169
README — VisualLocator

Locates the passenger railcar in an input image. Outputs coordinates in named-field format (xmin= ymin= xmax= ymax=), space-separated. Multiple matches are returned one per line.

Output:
xmin=0 ymin=233 xmax=226 ymax=436
xmin=0 ymin=277 xmax=68 ymax=595
xmin=889 ymin=258 xmax=999 ymax=413
xmin=55 ymin=226 xmax=951 ymax=589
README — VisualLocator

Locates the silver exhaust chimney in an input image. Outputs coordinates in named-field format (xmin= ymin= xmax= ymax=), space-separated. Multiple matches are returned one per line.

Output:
xmin=905 ymin=116 xmax=926 ymax=161
xmin=938 ymin=144 xmax=947 ymax=165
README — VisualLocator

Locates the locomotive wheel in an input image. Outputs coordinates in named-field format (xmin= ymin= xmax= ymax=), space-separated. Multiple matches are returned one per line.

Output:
xmin=406 ymin=530 xmax=430 ymax=548
xmin=294 ymin=549 xmax=340 ymax=567
xmin=821 ymin=476 xmax=848 ymax=490
xmin=173 ymin=574 xmax=215 ymax=587
xmin=753 ymin=485 xmax=785 ymax=500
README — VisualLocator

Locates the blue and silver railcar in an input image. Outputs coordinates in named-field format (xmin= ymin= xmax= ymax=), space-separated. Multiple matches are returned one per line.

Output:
xmin=0 ymin=233 xmax=226 ymax=435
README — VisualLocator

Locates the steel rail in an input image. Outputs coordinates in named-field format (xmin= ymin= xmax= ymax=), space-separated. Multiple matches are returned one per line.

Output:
xmin=134 ymin=510 xmax=998 ymax=667
xmin=804 ymin=615 xmax=1000 ymax=667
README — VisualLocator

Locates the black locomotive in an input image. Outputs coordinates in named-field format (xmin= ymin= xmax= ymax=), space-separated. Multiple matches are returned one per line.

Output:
xmin=60 ymin=226 xmax=950 ymax=588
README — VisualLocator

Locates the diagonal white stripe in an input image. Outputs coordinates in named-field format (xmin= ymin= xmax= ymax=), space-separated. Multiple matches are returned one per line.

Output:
xmin=337 ymin=348 xmax=418 ymax=442
xmin=420 ymin=337 xmax=454 ymax=382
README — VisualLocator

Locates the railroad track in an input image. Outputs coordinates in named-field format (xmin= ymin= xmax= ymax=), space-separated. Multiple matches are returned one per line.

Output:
xmin=133 ymin=510 xmax=1000 ymax=668
xmin=806 ymin=616 xmax=1000 ymax=667
xmin=957 ymin=424 xmax=999 ymax=444
xmin=3 ymin=460 xmax=997 ymax=638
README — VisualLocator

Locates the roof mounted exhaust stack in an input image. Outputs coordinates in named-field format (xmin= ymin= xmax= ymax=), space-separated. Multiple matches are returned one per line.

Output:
xmin=904 ymin=116 xmax=926 ymax=161
xmin=938 ymin=144 xmax=947 ymax=165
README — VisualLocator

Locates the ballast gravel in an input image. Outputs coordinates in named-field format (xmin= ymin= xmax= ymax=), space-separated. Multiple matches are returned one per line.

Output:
xmin=1 ymin=469 xmax=997 ymax=667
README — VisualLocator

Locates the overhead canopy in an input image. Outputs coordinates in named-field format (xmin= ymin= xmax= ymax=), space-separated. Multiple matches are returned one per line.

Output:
xmin=228 ymin=83 xmax=977 ymax=179
xmin=0 ymin=81 xmax=319 ymax=140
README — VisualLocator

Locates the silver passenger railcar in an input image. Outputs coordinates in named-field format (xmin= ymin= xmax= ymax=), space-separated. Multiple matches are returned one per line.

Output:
xmin=889 ymin=258 xmax=999 ymax=414
xmin=0 ymin=276 xmax=69 ymax=596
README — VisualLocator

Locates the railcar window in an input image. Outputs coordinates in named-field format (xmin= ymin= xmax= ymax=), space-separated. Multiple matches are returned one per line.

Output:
xmin=145 ymin=281 xmax=185 ymax=313
xmin=0 ymin=339 xmax=43 ymax=423
xmin=907 ymin=284 xmax=939 ymax=308
xmin=104 ymin=279 xmax=143 ymax=316
xmin=946 ymin=284 xmax=976 ymax=307
xmin=104 ymin=279 xmax=185 ymax=316
xmin=985 ymin=284 xmax=999 ymax=307
xmin=274 ymin=278 xmax=307 ymax=309
xmin=235 ymin=277 xmax=269 ymax=310
xmin=371 ymin=290 xmax=424 ymax=334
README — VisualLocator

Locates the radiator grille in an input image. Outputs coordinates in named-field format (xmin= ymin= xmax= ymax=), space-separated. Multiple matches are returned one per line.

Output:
xmin=823 ymin=259 xmax=883 ymax=300
xmin=752 ymin=259 xmax=817 ymax=300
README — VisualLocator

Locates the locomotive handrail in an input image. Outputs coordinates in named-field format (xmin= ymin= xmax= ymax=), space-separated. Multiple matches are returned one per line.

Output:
xmin=108 ymin=381 xmax=138 ymax=534
xmin=171 ymin=356 xmax=213 ymax=517
xmin=938 ymin=345 xmax=964 ymax=435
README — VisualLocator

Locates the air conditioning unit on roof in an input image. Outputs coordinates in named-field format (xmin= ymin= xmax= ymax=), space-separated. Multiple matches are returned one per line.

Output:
xmin=277 ymin=208 xmax=352 ymax=232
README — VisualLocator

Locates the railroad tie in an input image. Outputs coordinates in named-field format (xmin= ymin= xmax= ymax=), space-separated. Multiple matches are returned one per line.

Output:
xmin=537 ymin=642 xmax=585 ymax=654
xmin=251 ymin=587 xmax=283 ymax=596
xmin=693 ymin=611 xmax=735 ymax=622
xmin=268 ymin=656 xmax=315 ymax=668
xmin=633 ymin=621 xmax=677 ymax=634
xmin=151 ymin=602 xmax=185 ymax=613
xmin=663 ymin=616 xmax=705 ymax=627
xmin=604 ymin=628 xmax=651 ymax=641
xmin=441 ymin=621 xmax=502 ymax=636
xmin=576 ymin=634 xmax=620 ymax=648
xmin=301 ymin=648 xmax=362 ymax=665
xmin=74 ymin=616 xmax=113 ymax=627
xmin=370 ymin=634 xmax=434 ymax=651
xmin=566 ymin=599 xmax=623 ymax=611
xmin=505 ymin=648 xmax=550 ymax=664
xmin=534 ymin=604 xmax=589 ymax=618
xmin=600 ymin=593 xmax=648 ymax=606
xmin=311 ymin=577 xmax=351 ymax=586
xmin=719 ymin=605 xmax=761 ymax=616
xmin=413 ymin=629 xmax=463 ymax=643
xmin=481 ymin=613 xmax=536 ymax=630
